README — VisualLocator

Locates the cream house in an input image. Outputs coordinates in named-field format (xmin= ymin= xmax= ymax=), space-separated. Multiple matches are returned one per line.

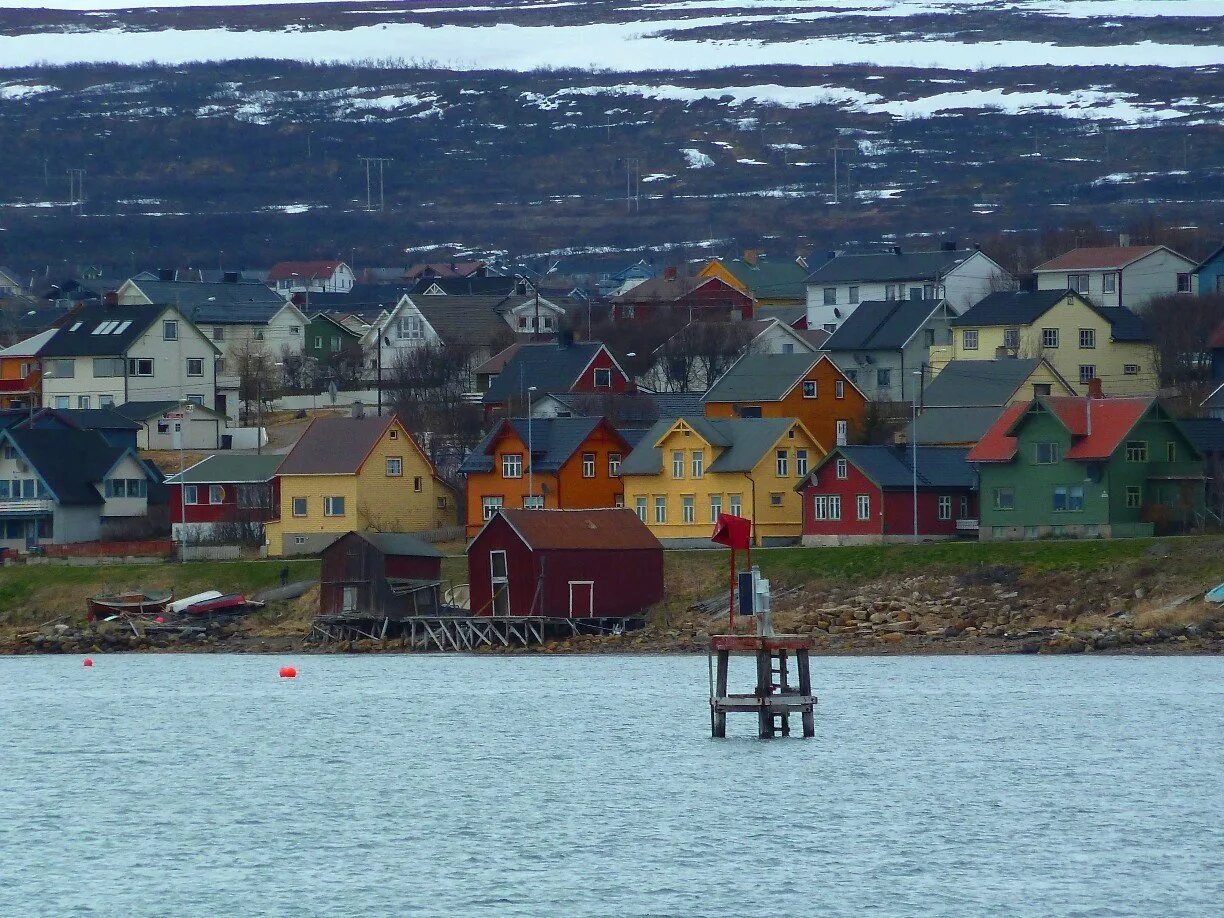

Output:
xmin=1033 ymin=244 xmax=1197 ymax=311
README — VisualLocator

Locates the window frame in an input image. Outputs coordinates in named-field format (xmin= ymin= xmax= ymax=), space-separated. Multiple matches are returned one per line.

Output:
xmin=993 ymin=487 xmax=1015 ymax=511
xmin=671 ymin=450 xmax=685 ymax=479
xmin=183 ymin=484 xmax=199 ymax=505
xmin=1079 ymin=365 xmax=1096 ymax=385
xmin=802 ymin=380 xmax=817 ymax=399
xmin=836 ymin=458 xmax=848 ymax=480
xmin=593 ymin=367 xmax=613 ymax=389
xmin=691 ymin=450 xmax=704 ymax=479
xmin=654 ymin=496 xmax=667 ymax=524
xmin=324 ymin=496 xmax=345 ymax=517
xmin=608 ymin=453 xmax=622 ymax=477
xmin=775 ymin=449 xmax=788 ymax=477
xmin=163 ymin=319 xmax=178 ymax=341
xmin=482 ymin=495 xmax=504 ymax=521
xmin=856 ymin=494 xmax=871 ymax=521
xmin=501 ymin=453 xmax=523 ymax=479
xmin=1125 ymin=440 xmax=1148 ymax=462
xmin=1041 ymin=328 xmax=1060 ymax=349
xmin=581 ymin=452 xmax=596 ymax=478
xmin=1079 ymin=328 xmax=1096 ymax=349
xmin=682 ymin=495 xmax=695 ymax=524
xmin=962 ymin=329 xmax=979 ymax=351
xmin=386 ymin=456 xmax=404 ymax=477
xmin=937 ymin=495 xmax=952 ymax=521
xmin=291 ymin=496 xmax=307 ymax=517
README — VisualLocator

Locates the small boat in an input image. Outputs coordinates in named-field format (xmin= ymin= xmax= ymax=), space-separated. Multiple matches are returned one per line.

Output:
xmin=1206 ymin=582 xmax=1224 ymax=604
xmin=169 ymin=590 xmax=223 ymax=614
xmin=180 ymin=594 xmax=265 ymax=616
xmin=87 ymin=590 xmax=173 ymax=621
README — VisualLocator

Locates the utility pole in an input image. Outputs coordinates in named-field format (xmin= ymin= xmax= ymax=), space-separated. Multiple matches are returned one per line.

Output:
xmin=358 ymin=156 xmax=391 ymax=211
xmin=830 ymin=144 xmax=849 ymax=205
xmin=66 ymin=168 xmax=85 ymax=213
xmin=626 ymin=157 xmax=641 ymax=214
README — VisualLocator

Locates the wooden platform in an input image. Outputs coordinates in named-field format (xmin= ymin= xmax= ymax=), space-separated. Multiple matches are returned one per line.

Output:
xmin=709 ymin=633 xmax=816 ymax=738
xmin=310 ymin=613 xmax=642 ymax=651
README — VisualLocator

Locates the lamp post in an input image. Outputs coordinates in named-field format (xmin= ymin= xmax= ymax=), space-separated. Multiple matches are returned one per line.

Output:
xmin=911 ymin=368 xmax=923 ymax=543
xmin=527 ymin=385 xmax=537 ymax=506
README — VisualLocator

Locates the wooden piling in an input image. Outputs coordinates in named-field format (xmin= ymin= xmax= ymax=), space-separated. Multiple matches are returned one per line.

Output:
xmin=708 ymin=634 xmax=816 ymax=739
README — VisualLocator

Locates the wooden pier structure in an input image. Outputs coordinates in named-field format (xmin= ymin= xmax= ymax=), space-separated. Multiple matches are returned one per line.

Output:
xmin=311 ymin=612 xmax=642 ymax=651
xmin=709 ymin=634 xmax=816 ymax=738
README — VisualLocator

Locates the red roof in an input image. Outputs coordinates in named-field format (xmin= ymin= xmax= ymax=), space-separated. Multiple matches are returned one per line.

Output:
xmin=268 ymin=260 xmax=345 ymax=281
xmin=1033 ymin=246 xmax=1164 ymax=272
xmin=499 ymin=509 xmax=661 ymax=551
xmin=967 ymin=397 xmax=1152 ymax=463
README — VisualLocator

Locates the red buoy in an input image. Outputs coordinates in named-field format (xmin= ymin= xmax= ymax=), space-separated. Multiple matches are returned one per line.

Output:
xmin=83 ymin=658 xmax=94 ymax=668
xmin=279 ymin=666 xmax=297 ymax=679
xmin=154 ymin=616 xmax=165 ymax=624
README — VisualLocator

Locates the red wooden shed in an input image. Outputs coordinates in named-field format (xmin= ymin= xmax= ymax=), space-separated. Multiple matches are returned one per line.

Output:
xmin=467 ymin=509 xmax=664 ymax=618
xmin=319 ymin=530 xmax=443 ymax=618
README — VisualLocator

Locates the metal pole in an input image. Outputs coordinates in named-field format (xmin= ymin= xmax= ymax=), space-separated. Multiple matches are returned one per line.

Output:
xmin=911 ymin=368 xmax=921 ymax=543
xmin=527 ymin=385 xmax=537 ymax=504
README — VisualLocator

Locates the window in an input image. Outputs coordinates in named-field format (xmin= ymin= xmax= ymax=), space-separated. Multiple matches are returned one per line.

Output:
xmin=909 ymin=287 xmax=923 ymax=301
xmin=208 ymin=485 xmax=225 ymax=505
xmin=635 ymin=496 xmax=647 ymax=522
xmin=501 ymin=454 xmax=522 ymax=478
xmin=332 ymin=336 xmax=340 ymax=350
xmin=992 ymin=488 xmax=1015 ymax=511
xmin=290 ymin=326 xmax=301 ymax=335
xmin=776 ymin=450 xmax=788 ymax=477
xmin=389 ymin=429 xmax=399 ymax=440
xmin=100 ymin=395 xmax=114 ymax=408
xmin=782 ymin=343 xmax=794 ymax=354
xmin=1166 ymin=442 xmax=1177 ymax=463
xmin=803 ymin=380 xmax=817 ymax=399
xmin=77 ymin=396 xmax=90 ymax=409
xmin=92 ymin=357 xmax=124 ymax=377
xmin=962 ymin=329 xmax=979 ymax=350
xmin=1103 ymin=273 xmax=1117 ymax=294
xmin=1120 ymin=363 xmax=1140 ymax=377
xmin=770 ymin=493 xmax=783 ymax=507
xmin=1177 ymin=273 xmax=1191 ymax=293
xmin=938 ymin=495 xmax=951 ymax=520
xmin=582 ymin=452 xmax=596 ymax=478
xmin=823 ymin=287 xmax=837 ymax=306
xmin=128 ymin=358 xmax=154 ymax=377
xmin=1068 ymin=273 xmax=1091 ymax=294
xmin=608 ymin=453 xmax=622 ymax=477
xmin=682 ymin=496 xmax=695 ymax=524
xmin=1125 ymin=486 xmax=1141 ymax=508
xmin=959 ymin=495 xmax=969 ymax=518
xmin=212 ymin=326 xmax=225 ymax=341
xmin=654 ymin=496 xmax=667 ymax=524
xmin=518 ymin=317 xmax=528 ymax=330
xmin=877 ymin=368 xmax=891 ymax=389
xmin=691 ymin=450 xmax=704 ymax=478
xmin=923 ymin=284 xmax=935 ymax=299
xmin=836 ymin=458 xmax=848 ymax=480
xmin=399 ymin=315 xmax=424 ymax=339
xmin=836 ymin=420 xmax=848 ymax=447
xmin=413 ymin=476 xmax=423 ymax=492
xmin=848 ymin=286 xmax=859 ymax=304
xmin=386 ymin=457 xmax=403 ymax=477
xmin=523 ymin=495 xmax=544 ymax=510
xmin=823 ymin=323 xmax=836 ymax=333
xmin=187 ymin=394 xmax=204 ymax=406
xmin=796 ymin=449 xmax=809 ymax=477
xmin=672 ymin=451 xmax=685 ymax=478
xmin=1041 ymin=328 xmax=1059 ymax=349
xmin=1053 ymin=486 xmax=1084 ymax=512
xmin=163 ymin=320 xmax=178 ymax=341
xmin=324 ymin=496 xmax=346 ymax=517
xmin=594 ymin=368 xmax=612 ymax=388
xmin=1125 ymin=440 xmax=1147 ymax=462
xmin=1079 ymin=365 xmax=1096 ymax=385
xmin=812 ymin=496 xmax=828 ymax=521
xmin=729 ymin=494 xmax=742 ymax=517
xmin=186 ymin=358 xmax=204 ymax=377
xmin=1035 ymin=442 xmax=1059 ymax=464
xmin=482 ymin=496 xmax=503 ymax=520
xmin=1003 ymin=328 xmax=1020 ymax=350
xmin=1033 ymin=383 xmax=1052 ymax=397
xmin=292 ymin=497 xmax=307 ymax=517
xmin=1079 ymin=328 xmax=1096 ymax=349
xmin=885 ymin=284 xmax=898 ymax=301
xmin=54 ymin=396 xmax=69 ymax=409
xmin=738 ymin=406 xmax=762 ymax=419
xmin=834 ymin=380 xmax=844 ymax=399
xmin=856 ymin=494 xmax=871 ymax=521
xmin=709 ymin=494 xmax=722 ymax=523
xmin=157 ymin=421 xmax=169 ymax=434
xmin=183 ymin=485 xmax=199 ymax=505
xmin=829 ymin=495 xmax=842 ymax=520
xmin=314 ymin=337 xmax=323 ymax=349
xmin=46 ymin=359 xmax=75 ymax=378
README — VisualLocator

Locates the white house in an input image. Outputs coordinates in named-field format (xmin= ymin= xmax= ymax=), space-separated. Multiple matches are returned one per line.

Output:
xmin=39 ymin=302 xmax=221 ymax=412
xmin=1033 ymin=244 xmax=1197 ymax=311
xmin=267 ymin=260 xmax=356 ymax=295
xmin=805 ymin=246 xmax=1010 ymax=331
xmin=642 ymin=316 xmax=819 ymax=393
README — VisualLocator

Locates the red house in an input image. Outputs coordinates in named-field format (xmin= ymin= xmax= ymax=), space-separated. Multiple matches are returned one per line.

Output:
xmin=481 ymin=340 xmax=631 ymax=416
xmin=796 ymin=446 xmax=977 ymax=545
xmin=318 ymin=530 xmax=443 ymax=618
xmin=610 ymin=271 xmax=753 ymax=321
xmin=164 ymin=454 xmax=282 ymax=543
xmin=468 ymin=508 xmax=663 ymax=619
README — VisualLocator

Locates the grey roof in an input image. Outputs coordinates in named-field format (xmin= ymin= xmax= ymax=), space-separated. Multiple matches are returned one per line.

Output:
xmin=163 ymin=454 xmax=283 ymax=485
xmin=33 ymin=407 xmax=141 ymax=431
xmin=1178 ymin=418 xmax=1224 ymax=454
xmin=410 ymin=275 xmax=518 ymax=296
xmin=818 ymin=445 xmax=974 ymax=490
xmin=756 ymin=303 xmax=807 ymax=327
xmin=1094 ymin=307 xmax=1151 ymax=342
xmin=128 ymin=279 xmax=288 ymax=324
xmin=459 ymin=416 xmax=607 ymax=474
xmin=704 ymin=352 xmax=820 ymax=403
xmin=950 ymin=290 xmax=1068 ymax=327
xmin=41 ymin=303 xmax=164 ymax=357
xmin=823 ymin=299 xmax=945 ymax=351
xmin=484 ymin=341 xmax=606 ymax=404
xmin=620 ymin=416 xmax=793 ymax=475
xmin=3 ymin=428 xmax=144 ymax=505
xmin=353 ymin=531 xmax=442 ymax=558
xmin=806 ymin=249 xmax=977 ymax=285
xmin=414 ymin=295 xmax=519 ymax=345
xmin=908 ymin=406 xmax=1008 ymax=446
xmin=651 ymin=391 xmax=706 ymax=418
xmin=921 ymin=359 xmax=1044 ymax=408
xmin=309 ymin=284 xmax=416 ymax=312
xmin=113 ymin=400 xmax=227 ymax=422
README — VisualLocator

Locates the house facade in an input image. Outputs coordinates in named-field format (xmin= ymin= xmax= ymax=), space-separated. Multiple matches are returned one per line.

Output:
xmin=1191 ymin=243 xmax=1224 ymax=296
xmin=797 ymin=446 xmax=977 ymax=545
xmin=265 ymin=414 xmax=455 ymax=556
xmin=620 ymin=416 xmax=823 ymax=546
xmin=970 ymin=394 xmax=1205 ymax=540
xmin=1033 ymin=245 xmax=1197 ymax=310
xmin=610 ymin=272 xmax=753 ymax=321
xmin=0 ymin=327 xmax=53 ymax=410
xmin=268 ymin=260 xmax=355 ymax=295
xmin=698 ymin=252 xmax=809 ymax=308
xmin=164 ymin=454 xmax=282 ymax=543
xmin=306 ymin=312 xmax=363 ymax=368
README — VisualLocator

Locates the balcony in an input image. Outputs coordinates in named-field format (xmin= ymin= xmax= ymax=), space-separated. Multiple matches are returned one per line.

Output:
xmin=955 ymin=518 xmax=979 ymax=532
xmin=0 ymin=499 xmax=54 ymax=515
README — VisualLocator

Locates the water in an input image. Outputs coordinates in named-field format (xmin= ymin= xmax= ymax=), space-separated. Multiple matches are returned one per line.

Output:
xmin=2 ymin=654 xmax=1222 ymax=917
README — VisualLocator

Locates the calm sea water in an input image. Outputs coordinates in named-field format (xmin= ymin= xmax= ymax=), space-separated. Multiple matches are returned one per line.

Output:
xmin=1 ymin=654 xmax=1222 ymax=917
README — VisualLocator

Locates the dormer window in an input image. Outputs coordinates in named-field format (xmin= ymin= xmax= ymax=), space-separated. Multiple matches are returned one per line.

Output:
xmin=593 ymin=368 xmax=612 ymax=388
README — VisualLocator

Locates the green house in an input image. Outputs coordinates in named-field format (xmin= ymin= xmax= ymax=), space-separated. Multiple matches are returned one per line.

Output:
xmin=968 ymin=396 xmax=1205 ymax=540
xmin=306 ymin=312 xmax=363 ymax=365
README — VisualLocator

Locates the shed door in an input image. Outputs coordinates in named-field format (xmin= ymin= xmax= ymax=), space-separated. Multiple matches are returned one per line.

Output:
xmin=490 ymin=550 xmax=510 ymax=616
xmin=342 ymin=586 xmax=358 ymax=613
xmin=569 ymin=581 xmax=594 ymax=618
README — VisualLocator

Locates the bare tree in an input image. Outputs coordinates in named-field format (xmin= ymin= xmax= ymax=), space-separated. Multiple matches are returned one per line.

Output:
xmin=233 ymin=339 xmax=282 ymax=422
xmin=1143 ymin=293 xmax=1224 ymax=411
xmin=386 ymin=340 xmax=484 ymax=480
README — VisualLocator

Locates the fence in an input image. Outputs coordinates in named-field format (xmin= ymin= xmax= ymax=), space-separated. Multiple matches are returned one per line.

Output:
xmin=43 ymin=539 xmax=175 ymax=559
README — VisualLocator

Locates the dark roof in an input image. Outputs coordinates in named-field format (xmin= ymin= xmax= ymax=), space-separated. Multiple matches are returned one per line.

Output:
xmin=921 ymin=359 xmax=1046 ymax=408
xmin=405 ymin=261 xmax=487 ymax=280
xmin=495 ymin=508 xmax=660 ymax=551
xmin=4 ymin=428 xmax=141 ymax=505
xmin=806 ymin=249 xmax=978 ymax=284
xmin=352 ymin=530 xmax=442 ymax=558
xmin=950 ymin=290 xmax=1068 ymax=327
xmin=413 ymin=296 xmax=519 ymax=345
xmin=757 ymin=303 xmax=808 ymax=327
xmin=276 ymin=415 xmax=398 ymax=475
xmin=308 ymin=284 xmax=415 ymax=312
xmin=29 ymin=407 xmax=141 ymax=431
xmin=908 ymin=406 xmax=1008 ymax=446
xmin=620 ymin=416 xmax=793 ymax=475
xmin=1094 ymin=307 xmax=1151 ymax=342
xmin=40 ymin=303 xmax=165 ymax=357
xmin=823 ymin=299 xmax=944 ymax=351
xmin=1177 ymin=418 xmax=1224 ymax=454
xmin=716 ymin=257 xmax=809 ymax=300
xmin=410 ymin=275 xmax=518 ymax=297
xmin=163 ymin=454 xmax=283 ymax=485
xmin=651 ymin=391 xmax=706 ymax=418
xmin=268 ymin=260 xmax=346 ymax=281
xmin=817 ymin=445 xmax=974 ymax=490
xmin=112 ymin=400 xmax=226 ymax=422
xmin=704 ymin=352 xmax=820 ymax=403
xmin=484 ymin=342 xmax=606 ymax=404
xmin=127 ymin=279 xmax=288 ymax=324
xmin=460 ymin=417 xmax=613 ymax=474
xmin=1193 ymin=242 xmax=1224 ymax=274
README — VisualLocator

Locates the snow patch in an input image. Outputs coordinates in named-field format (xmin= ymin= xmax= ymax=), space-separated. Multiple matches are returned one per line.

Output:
xmin=681 ymin=148 xmax=715 ymax=168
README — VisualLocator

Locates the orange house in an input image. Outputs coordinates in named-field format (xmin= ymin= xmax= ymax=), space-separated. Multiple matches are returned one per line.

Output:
xmin=458 ymin=416 xmax=633 ymax=536
xmin=0 ymin=328 xmax=52 ymax=410
xmin=702 ymin=352 xmax=867 ymax=449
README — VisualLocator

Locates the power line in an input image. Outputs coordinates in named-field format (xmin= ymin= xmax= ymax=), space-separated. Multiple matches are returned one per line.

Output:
xmin=357 ymin=156 xmax=392 ymax=212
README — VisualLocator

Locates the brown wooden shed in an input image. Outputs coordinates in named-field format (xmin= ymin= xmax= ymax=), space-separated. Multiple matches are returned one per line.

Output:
xmin=319 ymin=530 xmax=443 ymax=618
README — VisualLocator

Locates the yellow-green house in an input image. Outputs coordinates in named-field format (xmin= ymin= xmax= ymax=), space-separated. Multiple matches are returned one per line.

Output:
xmin=932 ymin=290 xmax=1157 ymax=396
xmin=619 ymin=415 xmax=825 ymax=546
xmin=265 ymin=414 xmax=456 ymax=556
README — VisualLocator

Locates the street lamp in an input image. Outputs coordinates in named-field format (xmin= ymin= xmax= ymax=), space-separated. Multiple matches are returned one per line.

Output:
xmin=911 ymin=368 xmax=924 ymax=543
xmin=527 ymin=385 xmax=537 ymax=506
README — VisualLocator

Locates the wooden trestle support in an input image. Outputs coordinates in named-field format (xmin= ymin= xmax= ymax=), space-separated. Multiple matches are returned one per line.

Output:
xmin=709 ymin=634 xmax=816 ymax=738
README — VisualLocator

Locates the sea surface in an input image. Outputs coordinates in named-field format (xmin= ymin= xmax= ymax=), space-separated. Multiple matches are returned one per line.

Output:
xmin=1 ymin=654 xmax=1221 ymax=917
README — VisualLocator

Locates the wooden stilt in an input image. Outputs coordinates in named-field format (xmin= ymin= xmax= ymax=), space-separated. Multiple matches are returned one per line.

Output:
xmin=709 ymin=635 xmax=816 ymax=739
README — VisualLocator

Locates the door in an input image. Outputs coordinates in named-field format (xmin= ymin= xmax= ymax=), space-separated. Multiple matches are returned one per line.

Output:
xmin=569 ymin=581 xmax=594 ymax=618
xmin=341 ymin=586 xmax=358 ymax=613
xmin=24 ymin=520 xmax=37 ymax=552
xmin=490 ymin=550 xmax=510 ymax=616
xmin=836 ymin=420 xmax=848 ymax=446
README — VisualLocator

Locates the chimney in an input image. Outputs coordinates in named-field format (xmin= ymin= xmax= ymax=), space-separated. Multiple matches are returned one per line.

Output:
xmin=663 ymin=266 xmax=678 ymax=281
xmin=1118 ymin=233 xmax=1130 ymax=247
xmin=743 ymin=249 xmax=760 ymax=266
xmin=223 ymin=271 xmax=240 ymax=283
xmin=559 ymin=329 xmax=575 ymax=348
xmin=892 ymin=245 xmax=902 ymax=256
xmin=158 ymin=268 xmax=174 ymax=281
xmin=104 ymin=291 xmax=118 ymax=307
xmin=1087 ymin=377 xmax=1104 ymax=399
xmin=974 ymin=242 xmax=981 ymax=251
xmin=941 ymin=240 xmax=957 ymax=252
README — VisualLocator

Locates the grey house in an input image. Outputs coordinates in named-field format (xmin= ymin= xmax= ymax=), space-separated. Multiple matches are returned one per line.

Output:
xmin=821 ymin=299 xmax=956 ymax=403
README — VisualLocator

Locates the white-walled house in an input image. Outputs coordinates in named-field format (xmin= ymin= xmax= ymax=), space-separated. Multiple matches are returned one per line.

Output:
xmin=806 ymin=247 xmax=1010 ymax=331
xmin=1033 ymin=245 xmax=1197 ymax=311
xmin=267 ymin=260 xmax=355 ymax=295
xmin=39 ymin=303 xmax=220 ymax=412
xmin=641 ymin=316 xmax=818 ymax=393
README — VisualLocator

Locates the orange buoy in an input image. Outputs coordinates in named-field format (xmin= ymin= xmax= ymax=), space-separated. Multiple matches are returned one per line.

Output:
xmin=279 ymin=666 xmax=297 ymax=678
xmin=83 ymin=658 xmax=94 ymax=668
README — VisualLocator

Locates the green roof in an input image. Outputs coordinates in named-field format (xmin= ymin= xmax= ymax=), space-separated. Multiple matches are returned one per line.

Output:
xmin=718 ymin=258 xmax=809 ymax=300
xmin=704 ymin=352 xmax=820 ymax=403
xmin=163 ymin=453 xmax=283 ymax=485
xmin=620 ymin=416 xmax=794 ymax=475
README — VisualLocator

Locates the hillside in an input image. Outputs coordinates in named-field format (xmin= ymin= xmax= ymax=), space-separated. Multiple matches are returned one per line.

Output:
xmin=0 ymin=0 xmax=1221 ymax=268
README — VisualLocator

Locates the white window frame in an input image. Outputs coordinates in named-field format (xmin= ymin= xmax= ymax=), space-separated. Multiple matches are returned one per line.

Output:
xmin=682 ymin=495 xmax=695 ymax=524
xmin=671 ymin=451 xmax=684 ymax=478
xmin=163 ymin=320 xmax=178 ymax=341
xmin=568 ymin=580 xmax=594 ymax=617
xmin=501 ymin=454 xmax=522 ymax=479
xmin=324 ymin=496 xmax=345 ymax=517
xmin=776 ymin=449 xmax=788 ymax=477
xmin=836 ymin=458 xmax=848 ymax=480
xmin=291 ymin=497 xmax=307 ymax=517
xmin=386 ymin=457 xmax=403 ymax=477
xmin=209 ymin=484 xmax=225 ymax=505
xmin=582 ymin=452 xmax=596 ymax=478
xmin=856 ymin=494 xmax=871 ymax=521
xmin=183 ymin=485 xmax=199 ymax=505
xmin=482 ymin=496 xmax=504 ymax=521
xmin=802 ymin=380 xmax=817 ymax=399
xmin=1079 ymin=328 xmax=1096 ymax=349
xmin=691 ymin=450 xmax=704 ymax=478
xmin=593 ymin=367 xmax=613 ymax=388
xmin=963 ymin=329 xmax=979 ymax=351
xmin=709 ymin=494 xmax=722 ymax=523
xmin=654 ymin=496 xmax=667 ymax=524
xmin=729 ymin=495 xmax=742 ymax=517
xmin=938 ymin=495 xmax=951 ymax=521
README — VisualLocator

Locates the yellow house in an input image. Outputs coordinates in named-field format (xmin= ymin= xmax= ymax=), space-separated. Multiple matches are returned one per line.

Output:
xmin=698 ymin=252 xmax=809 ymax=308
xmin=619 ymin=415 xmax=824 ymax=546
xmin=933 ymin=289 xmax=1157 ymax=396
xmin=265 ymin=414 xmax=456 ymax=556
